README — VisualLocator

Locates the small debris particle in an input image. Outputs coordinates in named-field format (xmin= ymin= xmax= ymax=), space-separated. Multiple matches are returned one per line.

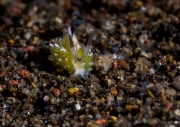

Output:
xmin=21 ymin=69 xmax=29 ymax=78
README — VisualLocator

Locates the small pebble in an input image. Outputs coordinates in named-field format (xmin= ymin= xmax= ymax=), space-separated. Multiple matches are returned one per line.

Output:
xmin=118 ymin=59 xmax=128 ymax=69
xmin=172 ymin=76 xmax=180 ymax=90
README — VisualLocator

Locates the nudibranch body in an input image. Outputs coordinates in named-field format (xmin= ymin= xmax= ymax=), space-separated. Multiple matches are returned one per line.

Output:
xmin=49 ymin=27 xmax=93 ymax=79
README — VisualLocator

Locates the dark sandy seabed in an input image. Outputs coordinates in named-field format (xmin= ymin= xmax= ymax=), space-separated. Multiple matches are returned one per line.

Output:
xmin=1 ymin=0 xmax=180 ymax=127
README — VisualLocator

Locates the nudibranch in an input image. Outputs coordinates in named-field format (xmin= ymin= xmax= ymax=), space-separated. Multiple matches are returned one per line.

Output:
xmin=49 ymin=27 xmax=93 ymax=79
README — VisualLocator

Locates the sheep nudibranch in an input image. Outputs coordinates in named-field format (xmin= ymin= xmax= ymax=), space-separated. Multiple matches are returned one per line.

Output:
xmin=49 ymin=27 xmax=93 ymax=79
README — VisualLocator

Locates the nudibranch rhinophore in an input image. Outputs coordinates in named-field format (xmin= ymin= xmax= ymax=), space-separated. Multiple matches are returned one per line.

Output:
xmin=49 ymin=27 xmax=93 ymax=79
